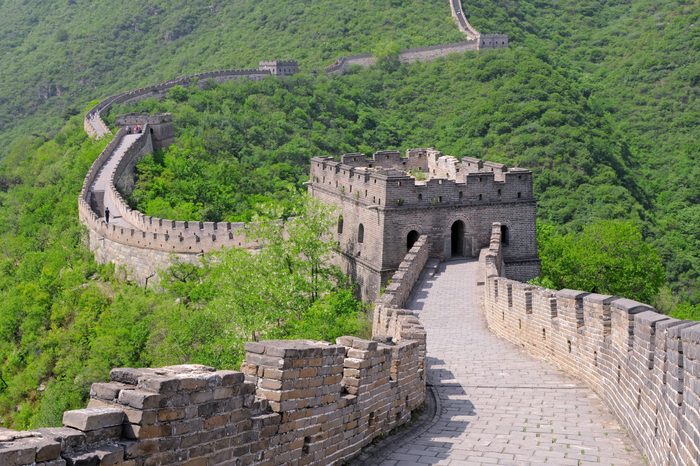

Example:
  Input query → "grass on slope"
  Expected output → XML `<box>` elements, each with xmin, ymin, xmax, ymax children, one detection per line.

<box><xmin>0</xmin><ymin>0</ymin><xmax>463</xmax><ymax>156</ymax></box>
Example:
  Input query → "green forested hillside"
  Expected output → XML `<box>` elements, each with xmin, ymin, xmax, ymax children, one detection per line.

<box><xmin>117</xmin><ymin>41</ymin><xmax>698</xmax><ymax>304</ymax></box>
<box><xmin>0</xmin><ymin>120</ymin><xmax>367</xmax><ymax>428</ymax></box>
<box><xmin>0</xmin><ymin>0</ymin><xmax>697</xmax><ymax>429</ymax></box>
<box><xmin>467</xmin><ymin>0</ymin><xmax>699</xmax><ymax>302</ymax></box>
<box><xmin>0</xmin><ymin>0</ymin><xmax>462</xmax><ymax>155</ymax></box>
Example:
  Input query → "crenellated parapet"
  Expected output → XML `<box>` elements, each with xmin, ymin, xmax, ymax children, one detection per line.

<box><xmin>83</xmin><ymin>62</ymin><xmax>294</xmax><ymax>139</ymax></box>
<box><xmin>480</xmin><ymin>223</ymin><xmax>700</xmax><ymax>466</ymax></box>
<box><xmin>309</xmin><ymin>148</ymin><xmax>539</xmax><ymax>301</ymax></box>
<box><xmin>78</xmin><ymin>127</ymin><xmax>260</xmax><ymax>260</ymax></box>
<box><xmin>0</xmin><ymin>241</ymin><xmax>431</xmax><ymax>466</ymax></box>
<box><xmin>79</xmin><ymin>62</ymin><xmax>298</xmax><ymax>283</ymax></box>
<box><xmin>310</xmin><ymin>149</ymin><xmax>533</xmax><ymax>210</ymax></box>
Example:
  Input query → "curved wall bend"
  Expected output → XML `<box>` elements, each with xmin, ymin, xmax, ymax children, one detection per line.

<box><xmin>480</xmin><ymin>223</ymin><xmax>700</xmax><ymax>466</ymax></box>
<box><xmin>79</xmin><ymin>66</ymin><xmax>278</xmax><ymax>283</ymax></box>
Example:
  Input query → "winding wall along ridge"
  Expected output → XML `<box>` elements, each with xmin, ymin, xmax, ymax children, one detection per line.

<box><xmin>78</xmin><ymin>65</ymin><xmax>283</xmax><ymax>281</ymax></box>
<box><xmin>83</xmin><ymin>68</ymin><xmax>271</xmax><ymax>138</ymax></box>
<box><xmin>449</xmin><ymin>0</ymin><xmax>481</xmax><ymax>39</ymax></box>
<box><xmin>78</xmin><ymin>127</ymin><xmax>258</xmax><ymax>253</ymax></box>
<box><xmin>79</xmin><ymin>0</ymin><xmax>508</xmax><ymax>282</ymax></box>
<box><xmin>480</xmin><ymin>223</ymin><xmax>700</xmax><ymax>466</ymax></box>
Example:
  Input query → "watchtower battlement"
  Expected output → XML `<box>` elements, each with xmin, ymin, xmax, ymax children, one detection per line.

<box><xmin>308</xmin><ymin>148</ymin><xmax>540</xmax><ymax>300</ymax></box>
<box><xmin>310</xmin><ymin>149</ymin><xmax>533</xmax><ymax>210</ymax></box>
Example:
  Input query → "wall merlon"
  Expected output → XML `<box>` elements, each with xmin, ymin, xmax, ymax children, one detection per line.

<box><xmin>481</xmin><ymin>222</ymin><xmax>700</xmax><ymax>466</ymax></box>
<box><xmin>680</xmin><ymin>324</ymin><xmax>700</xmax><ymax>345</ymax></box>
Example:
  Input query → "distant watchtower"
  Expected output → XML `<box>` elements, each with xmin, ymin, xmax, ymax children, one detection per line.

<box><xmin>258</xmin><ymin>60</ymin><xmax>299</xmax><ymax>76</ymax></box>
<box><xmin>308</xmin><ymin>148</ymin><xmax>540</xmax><ymax>300</ymax></box>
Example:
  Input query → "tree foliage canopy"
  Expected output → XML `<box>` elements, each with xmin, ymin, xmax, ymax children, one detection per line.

<box><xmin>534</xmin><ymin>221</ymin><xmax>666</xmax><ymax>305</ymax></box>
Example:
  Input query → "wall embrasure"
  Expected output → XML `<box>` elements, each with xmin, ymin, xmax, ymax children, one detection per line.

<box><xmin>480</xmin><ymin>223</ymin><xmax>700</xmax><ymax>466</ymax></box>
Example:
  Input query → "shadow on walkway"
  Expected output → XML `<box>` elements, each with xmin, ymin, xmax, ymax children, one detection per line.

<box><xmin>351</xmin><ymin>357</ymin><xmax>474</xmax><ymax>465</ymax></box>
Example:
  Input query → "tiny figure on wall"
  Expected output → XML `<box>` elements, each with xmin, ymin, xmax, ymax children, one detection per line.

<box><xmin>105</xmin><ymin>206</ymin><xmax>110</xmax><ymax>223</ymax></box>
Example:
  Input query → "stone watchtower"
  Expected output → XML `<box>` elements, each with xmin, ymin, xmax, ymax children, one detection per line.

<box><xmin>258</xmin><ymin>60</ymin><xmax>299</xmax><ymax>76</ymax></box>
<box><xmin>308</xmin><ymin>148</ymin><xmax>540</xmax><ymax>300</ymax></box>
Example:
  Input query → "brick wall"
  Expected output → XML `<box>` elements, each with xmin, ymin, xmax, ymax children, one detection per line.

<box><xmin>480</xmin><ymin>223</ymin><xmax>700</xmax><ymax>466</ymax></box>
<box><xmin>78</xmin><ymin>62</ymin><xmax>299</xmax><ymax>282</ymax></box>
<box><xmin>0</xmin><ymin>236</ymin><xmax>430</xmax><ymax>466</ymax></box>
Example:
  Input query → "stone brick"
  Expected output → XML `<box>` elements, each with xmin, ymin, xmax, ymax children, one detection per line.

<box><xmin>62</xmin><ymin>408</ymin><xmax>125</xmax><ymax>432</ymax></box>
<box><xmin>118</xmin><ymin>389</ymin><xmax>162</xmax><ymax>410</ymax></box>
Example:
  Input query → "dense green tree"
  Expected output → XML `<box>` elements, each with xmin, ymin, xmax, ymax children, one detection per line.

<box><xmin>534</xmin><ymin>221</ymin><xmax>666</xmax><ymax>305</ymax></box>
<box><xmin>150</xmin><ymin>195</ymin><xmax>368</xmax><ymax>369</ymax></box>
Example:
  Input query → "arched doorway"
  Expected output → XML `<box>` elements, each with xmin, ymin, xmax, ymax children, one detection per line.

<box><xmin>407</xmin><ymin>230</ymin><xmax>420</xmax><ymax>251</ymax></box>
<box><xmin>451</xmin><ymin>220</ymin><xmax>465</xmax><ymax>257</ymax></box>
<box><xmin>500</xmin><ymin>224</ymin><xmax>510</xmax><ymax>246</ymax></box>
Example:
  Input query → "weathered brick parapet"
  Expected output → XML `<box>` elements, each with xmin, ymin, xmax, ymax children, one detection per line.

<box><xmin>480</xmin><ymin>222</ymin><xmax>700</xmax><ymax>466</ymax></box>
<box><xmin>0</xmin><ymin>333</ymin><xmax>426</xmax><ymax>465</ymax></box>
<box><xmin>1</xmin><ymin>227</ymin><xmax>431</xmax><ymax>466</ymax></box>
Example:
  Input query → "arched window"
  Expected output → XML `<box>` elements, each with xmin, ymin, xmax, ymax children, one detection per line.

<box><xmin>407</xmin><ymin>230</ymin><xmax>420</xmax><ymax>251</ymax></box>
<box><xmin>337</xmin><ymin>216</ymin><xmax>344</xmax><ymax>235</ymax></box>
<box><xmin>358</xmin><ymin>224</ymin><xmax>364</xmax><ymax>243</ymax></box>
<box><xmin>451</xmin><ymin>220</ymin><xmax>465</xmax><ymax>256</ymax></box>
<box><xmin>500</xmin><ymin>225</ymin><xmax>510</xmax><ymax>246</ymax></box>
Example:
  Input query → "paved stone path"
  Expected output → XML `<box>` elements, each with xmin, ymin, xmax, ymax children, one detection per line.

<box><xmin>377</xmin><ymin>260</ymin><xmax>645</xmax><ymax>466</ymax></box>
<box><xmin>91</xmin><ymin>133</ymin><xmax>141</xmax><ymax>228</ymax></box>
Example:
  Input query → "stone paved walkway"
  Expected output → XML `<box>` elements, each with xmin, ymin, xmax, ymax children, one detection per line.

<box><xmin>91</xmin><ymin>133</ymin><xmax>141</xmax><ymax>228</ymax></box>
<box><xmin>377</xmin><ymin>260</ymin><xmax>644</xmax><ymax>466</ymax></box>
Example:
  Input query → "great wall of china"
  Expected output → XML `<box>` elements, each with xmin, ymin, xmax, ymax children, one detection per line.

<box><xmin>76</xmin><ymin>0</ymin><xmax>508</xmax><ymax>285</ymax></box>
<box><xmin>325</xmin><ymin>0</ymin><xmax>507</xmax><ymax>75</ymax></box>
<box><xmin>481</xmin><ymin>224</ymin><xmax>700</xmax><ymax>465</ymax></box>
<box><xmin>2</xmin><ymin>1</ymin><xmax>699</xmax><ymax>465</ymax></box>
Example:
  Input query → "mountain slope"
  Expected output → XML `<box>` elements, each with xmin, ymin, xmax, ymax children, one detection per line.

<box><xmin>0</xmin><ymin>0</ymin><xmax>697</xmax><ymax>429</ymax></box>
<box><xmin>0</xmin><ymin>0</ymin><xmax>463</xmax><ymax>154</ymax></box>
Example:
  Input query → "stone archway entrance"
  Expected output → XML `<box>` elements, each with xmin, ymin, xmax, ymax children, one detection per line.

<box><xmin>451</xmin><ymin>220</ymin><xmax>465</xmax><ymax>257</ymax></box>
<box><xmin>407</xmin><ymin>230</ymin><xmax>420</xmax><ymax>251</ymax></box>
